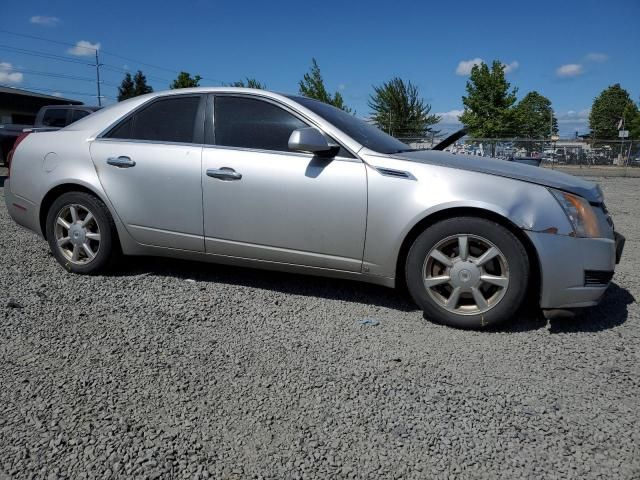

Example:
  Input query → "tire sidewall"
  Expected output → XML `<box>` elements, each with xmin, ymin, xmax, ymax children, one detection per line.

<box><xmin>406</xmin><ymin>217</ymin><xmax>529</xmax><ymax>329</ymax></box>
<box><xmin>46</xmin><ymin>192</ymin><xmax>114</xmax><ymax>274</ymax></box>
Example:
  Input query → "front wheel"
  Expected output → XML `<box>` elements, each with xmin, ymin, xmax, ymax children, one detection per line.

<box><xmin>45</xmin><ymin>191</ymin><xmax>118</xmax><ymax>274</ymax></box>
<box><xmin>405</xmin><ymin>217</ymin><xmax>530</xmax><ymax>329</ymax></box>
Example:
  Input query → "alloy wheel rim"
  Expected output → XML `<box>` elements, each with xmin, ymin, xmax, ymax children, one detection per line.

<box><xmin>422</xmin><ymin>234</ymin><xmax>509</xmax><ymax>315</ymax></box>
<box><xmin>54</xmin><ymin>204</ymin><xmax>101</xmax><ymax>265</ymax></box>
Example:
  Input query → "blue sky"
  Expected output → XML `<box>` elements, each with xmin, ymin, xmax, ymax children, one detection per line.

<box><xmin>1</xmin><ymin>0</ymin><xmax>639</xmax><ymax>135</ymax></box>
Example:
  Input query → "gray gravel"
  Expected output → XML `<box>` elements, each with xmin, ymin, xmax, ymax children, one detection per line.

<box><xmin>1</xmin><ymin>170</ymin><xmax>639</xmax><ymax>479</ymax></box>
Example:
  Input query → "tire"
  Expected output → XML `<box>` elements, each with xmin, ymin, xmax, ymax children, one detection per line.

<box><xmin>45</xmin><ymin>191</ymin><xmax>118</xmax><ymax>274</ymax></box>
<box><xmin>405</xmin><ymin>216</ymin><xmax>529</xmax><ymax>329</ymax></box>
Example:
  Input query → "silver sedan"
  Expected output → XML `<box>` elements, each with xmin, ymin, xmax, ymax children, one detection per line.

<box><xmin>5</xmin><ymin>88</ymin><xmax>624</xmax><ymax>328</ymax></box>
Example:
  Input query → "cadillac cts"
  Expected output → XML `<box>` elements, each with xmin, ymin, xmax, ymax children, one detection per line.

<box><xmin>5</xmin><ymin>88</ymin><xmax>625</xmax><ymax>328</ymax></box>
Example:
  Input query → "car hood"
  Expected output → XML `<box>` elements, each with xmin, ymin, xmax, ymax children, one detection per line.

<box><xmin>390</xmin><ymin>150</ymin><xmax>602</xmax><ymax>203</ymax></box>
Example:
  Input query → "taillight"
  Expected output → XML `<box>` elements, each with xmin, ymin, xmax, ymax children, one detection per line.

<box><xmin>7</xmin><ymin>132</ymin><xmax>30</xmax><ymax>178</ymax></box>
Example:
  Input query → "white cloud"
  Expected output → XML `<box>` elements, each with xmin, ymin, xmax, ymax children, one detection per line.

<box><xmin>586</xmin><ymin>52</ymin><xmax>608</xmax><ymax>63</ymax></box>
<box><xmin>30</xmin><ymin>15</ymin><xmax>60</xmax><ymax>26</ymax></box>
<box><xmin>503</xmin><ymin>61</ymin><xmax>519</xmax><ymax>74</ymax></box>
<box><xmin>556</xmin><ymin>108</ymin><xmax>590</xmax><ymax>124</ymax></box>
<box><xmin>52</xmin><ymin>92</ymin><xmax>63</xmax><ymax>97</ymax></box>
<box><xmin>67</xmin><ymin>40</ymin><xmax>101</xmax><ymax>57</ymax></box>
<box><xmin>0</xmin><ymin>62</ymin><xmax>24</xmax><ymax>84</ymax></box>
<box><xmin>556</xmin><ymin>63</ymin><xmax>584</xmax><ymax>78</ymax></box>
<box><xmin>436</xmin><ymin>109</ymin><xmax>464</xmax><ymax>124</ymax></box>
<box><xmin>456</xmin><ymin>58</ymin><xmax>484</xmax><ymax>76</ymax></box>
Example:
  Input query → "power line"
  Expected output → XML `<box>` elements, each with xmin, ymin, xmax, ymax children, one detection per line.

<box><xmin>9</xmin><ymin>67</ymin><xmax>119</xmax><ymax>87</ymax></box>
<box><xmin>0</xmin><ymin>29</ymin><xmax>226</xmax><ymax>84</ymax></box>
<box><xmin>0</xmin><ymin>44</ymin><xmax>92</xmax><ymax>65</ymax></box>
<box><xmin>0</xmin><ymin>82</ymin><xmax>114</xmax><ymax>100</ymax></box>
<box><xmin>101</xmin><ymin>64</ymin><xmax>173</xmax><ymax>84</ymax></box>
<box><xmin>0</xmin><ymin>29</ymin><xmax>97</xmax><ymax>52</ymax></box>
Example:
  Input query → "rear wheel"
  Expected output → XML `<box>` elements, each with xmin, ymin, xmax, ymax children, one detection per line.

<box><xmin>45</xmin><ymin>192</ymin><xmax>118</xmax><ymax>274</ymax></box>
<box><xmin>405</xmin><ymin>216</ymin><xmax>529</xmax><ymax>329</ymax></box>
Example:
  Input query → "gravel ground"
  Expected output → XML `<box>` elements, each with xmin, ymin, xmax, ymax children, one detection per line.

<box><xmin>0</xmin><ymin>171</ymin><xmax>638</xmax><ymax>479</ymax></box>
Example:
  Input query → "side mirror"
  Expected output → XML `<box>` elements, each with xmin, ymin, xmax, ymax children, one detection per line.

<box><xmin>288</xmin><ymin>127</ymin><xmax>337</xmax><ymax>156</ymax></box>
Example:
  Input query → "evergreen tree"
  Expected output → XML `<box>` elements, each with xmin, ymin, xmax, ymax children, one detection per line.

<box><xmin>299</xmin><ymin>58</ymin><xmax>351</xmax><ymax>112</ymax></box>
<box><xmin>368</xmin><ymin>77</ymin><xmax>440</xmax><ymax>139</ymax></box>
<box><xmin>231</xmin><ymin>78</ymin><xmax>266</xmax><ymax>89</ymax></box>
<box><xmin>117</xmin><ymin>73</ymin><xmax>135</xmax><ymax>101</ymax></box>
<box><xmin>132</xmin><ymin>70</ymin><xmax>153</xmax><ymax>97</ymax></box>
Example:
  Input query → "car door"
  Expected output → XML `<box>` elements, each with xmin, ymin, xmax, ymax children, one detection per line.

<box><xmin>201</xmin><ymin>94</ymin><xmax>367</xmax><ymax>272</ymax></box>
<box><xmin>90</xmin><ymin>94</ymin><xmax>206</xmax><ymax>251</ymax></box>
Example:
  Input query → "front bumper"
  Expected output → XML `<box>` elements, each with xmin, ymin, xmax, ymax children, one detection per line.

<box><xmin>526</xmin><ymin>230</ymin><xmax>624</xmax><ymax>309</ymax></box>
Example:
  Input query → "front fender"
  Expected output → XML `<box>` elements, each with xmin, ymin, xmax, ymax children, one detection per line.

<box><xmin>361</xmin><ymin>158</ymin><xmax>572</xmax><ymax>279</ymax></box>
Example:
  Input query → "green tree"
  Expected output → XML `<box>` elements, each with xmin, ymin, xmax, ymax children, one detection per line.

<box><xmin>118</xmin><ymin>70</ymin><xmax>153</xmax><ymax>101</ymax></box>
<box><xmin>368</xmin><ymin>77</ymin><xmax>440</xmax><ymax>139</ymax></box>
<box><xmin>231</xmin><ymin>78</ymin><xmax>266</xmax><ymax>89</ymax></box>
<box><xmin>627</xmin><ymin>99</ymin><xmax>640</xmax><ymax>139</ymax></box>
<box><xmin>299</xmin><ymin>58</ymin><xmax>351</xmax><ymax>112</ymax></box>
<box><xmin>621</xmin><ymin>98</ymin><xmax>640</xmax><ymax>139</ymax></box>
<box><xmin>117</xmin><ymin>72</ymin><xmax>135</xmax><ymax>101</ymax></box>
<box><xmin>132</xmin><ymin>70</ymin><xmax>153</xmax><ymax>97</ymax></box>
<box><xmin>589</xmin><ymin>84</ymin><xmax>636</xmax><ymax>139</ymax></box>
<box><xmin>170</xmin><ymin>71</ymin><xmax>202</xmax><ymax>89</ymax></box>
<box><xmin>460</xmin><ymin>60</ymin><xmax>518</xmax><ymax>138</ymax></box>
<box><xmin>513</xmin><ymin>91</ymin><xmax>555</xmax><ymax>138</ymax></box>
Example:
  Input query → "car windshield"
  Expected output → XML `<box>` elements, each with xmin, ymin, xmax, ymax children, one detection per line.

<box><xmin>287</xmin><ymin>95</ymin><xmax>412</xmax><ymax>154</ymax></box>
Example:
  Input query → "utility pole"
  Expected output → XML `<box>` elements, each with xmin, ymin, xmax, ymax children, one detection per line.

<box><xmin>618</xmin><ymin>116</ymin><xmax>626</xmax><ymax>166</ymax></box>
<box><xmin>95</xmin><ymin>49</ymin><xmax>102</xmax><ymax>107</ymax></box>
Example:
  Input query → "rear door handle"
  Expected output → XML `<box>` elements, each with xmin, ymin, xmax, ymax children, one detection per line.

<box><xmin>107</xmin><ymin>156</ymin><xmax>136</xmax><ymax>168</ymax></box>
<box><xmin>206</xmin><ymin>167</ymin><xmax>242</xmax><ymax>181</ymax></box>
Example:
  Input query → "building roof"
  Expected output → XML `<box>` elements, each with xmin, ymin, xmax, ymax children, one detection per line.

<box><xmin>0</xmin><ymin>86</ymin><xmax>83</xmax><ymax>105</ymax></box>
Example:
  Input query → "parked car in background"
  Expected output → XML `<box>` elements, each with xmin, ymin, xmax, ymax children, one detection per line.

<box><xmin>0</xmin><ymin>105</ymin><xmax>100</xmax><ymax>165</ymax></box>
<box><xmin>0</xmin><ymin>123</ymin><xmax>31</xmax><ymax>166</ymax></box>
<box><xmin>4</xmin><ymin>88</ymin><xmax>625</xmax><ymax>329</ymax></box>
<box><xmin>26</xmin><ymin>105</ymin><xmax>101</xmax><ymax>132</ymax></box>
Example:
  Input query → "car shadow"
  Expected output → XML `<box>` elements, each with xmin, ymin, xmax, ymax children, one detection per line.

<box><xmin>114</xmin><ymin>257</ymin><xmax>634</xmax><ymax>331</ymax></box>
<box><xmin>547</xmin><ymin>283</ymin><xmax>635</xmax><ymax>333</ymax></box>
<box><xmin>0</xmin><ymin>175</ymin><xmax>6</xmax><ymax>188</ymax></box>
<box><xmin>116</xmin><ymin>256</ymin><xmax>419</xmax><ymax>312</ymax></box>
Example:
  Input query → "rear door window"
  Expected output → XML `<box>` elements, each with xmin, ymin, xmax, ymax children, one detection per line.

<box><xmin>106</xmin><ymin>95</ymin><xmax>202</xmax><ymax>143</ymax></box>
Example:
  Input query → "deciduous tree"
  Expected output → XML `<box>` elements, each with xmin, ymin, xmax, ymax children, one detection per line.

<box><xmin>460</xmin><ymin>61</ymin><xmax>518</xmax><ymax>138</ymax></box>
<box><xmin>170</xmin><ymin>71</ymin><xmax>202</xmax><ymax>89</ymax></box>
<box><xmin>589</xmin><ymin>84</ymin><xmax>636</xmax><ymax>139</ymax></box>
<box><xmin>513</xmin><ymin>91</ymin><xmax>556</xmax><ymax>138</ymax></box>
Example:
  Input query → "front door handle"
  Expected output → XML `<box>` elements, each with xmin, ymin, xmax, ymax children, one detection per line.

<box><xmin>207</xmin><ymin>167</ymin><xmax>242</xmax><ymax>181</ymax></box>
<box><xmin>107</xmin><ymin>156</ymin><xmax>136</xmax><ymax>168</ymax></box>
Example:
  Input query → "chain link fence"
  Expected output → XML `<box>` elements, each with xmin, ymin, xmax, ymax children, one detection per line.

<box><xmin>398</xmin><ymin>137</ymin><xmax>640</xmax><ymax>168</ymax></box>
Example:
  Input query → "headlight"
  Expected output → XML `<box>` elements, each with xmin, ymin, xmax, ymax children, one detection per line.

<box><xmin>549</xmin><ymin>189</ymin><xmax>601</xmax><ymax>238</ymax></box>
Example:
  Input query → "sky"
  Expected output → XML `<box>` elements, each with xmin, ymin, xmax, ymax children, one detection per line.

<box><xmin>1</xmin><ymin>0</ymin><xmax>639</xmax><ymax>136</ymax></box>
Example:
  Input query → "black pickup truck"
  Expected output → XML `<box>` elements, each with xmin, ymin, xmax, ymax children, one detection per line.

<box><xmin>0</xmin><ymin>105</ymin><xmax>100</xmax><ymax>166</ymax></box>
